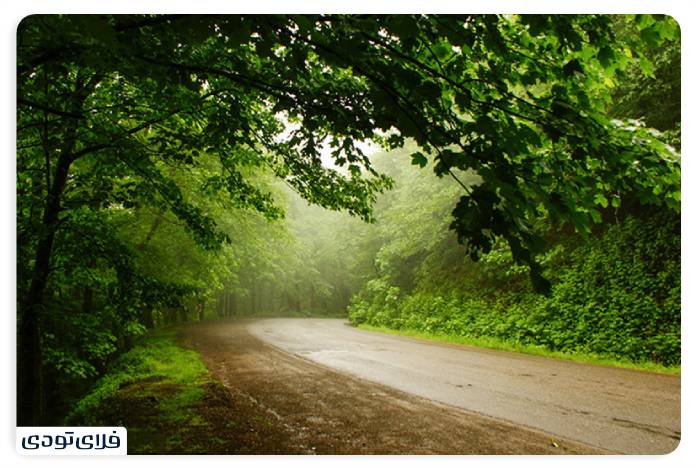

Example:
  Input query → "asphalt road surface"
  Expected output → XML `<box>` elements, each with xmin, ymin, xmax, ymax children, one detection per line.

<box><xmin>247</xmin><ymin>318</ymin><xmax>680</xmax><ymax>454</ymax></box>
<box><xmin>185</xmin><ymin>319</ymin><xmax>602</xmax><ymax>454</ymax></box>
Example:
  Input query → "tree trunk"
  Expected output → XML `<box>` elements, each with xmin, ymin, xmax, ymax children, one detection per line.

<box><xmin>17</xmin><ymin>73</ymin><xmax>99</xmax><ymax>426</ymax></box>
<box><xmin>137</xmin><ymin>208</ymin><xmax>166</xmax><ymax>251</ymax></box>
<box><xmin>18</xmin><ymin>149</ymin><xmax>72</xmax><ymax>426</ymax></box>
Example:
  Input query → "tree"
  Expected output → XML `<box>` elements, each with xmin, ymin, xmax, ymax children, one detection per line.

<box><xmin>609</xmin><ymin>15</ymin><xmax>681</xmax><ymax>147</ymax></box>
<box><xmin>17</xmin><ymin>14</ymin><xmax>679</xmax><ymax>425</ymax></box>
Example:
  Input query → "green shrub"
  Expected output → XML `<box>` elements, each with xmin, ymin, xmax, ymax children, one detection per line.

<box><xmin>348</xmin><ymin>212</ymin><xmax>680</xmax><ymax>367</ymax></box>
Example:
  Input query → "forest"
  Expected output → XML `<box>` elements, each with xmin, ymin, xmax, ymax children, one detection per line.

<box><xmin>16</xmin><ymin>14</ymin><xmax>680</xmax><ymax>431</ymax></box>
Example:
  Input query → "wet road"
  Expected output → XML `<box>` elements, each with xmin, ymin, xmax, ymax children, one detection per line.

<box><xmin>247</xmin><ymin>318</ymin><xmax>680</xmax><ymax>454</ymax></box>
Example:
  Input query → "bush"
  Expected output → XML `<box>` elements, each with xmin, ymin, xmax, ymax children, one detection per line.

<box><xmin>348</xmin><ymin>212</ymin><xmax>680</xmax><ymax>367</ymax></box>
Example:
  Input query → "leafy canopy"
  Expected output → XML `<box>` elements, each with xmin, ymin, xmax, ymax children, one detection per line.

<box><xmin>17</xmin><ymin>14</ymin><xmax>680</xmax><ymax>292</ymax></box>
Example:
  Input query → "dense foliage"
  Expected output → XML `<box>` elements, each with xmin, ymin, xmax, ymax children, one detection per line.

<box><xmin>347</xmin><ymin>207</ymin><xmax>680</xmax><ymax>366</ymax></box>
<box><xmin>17</xmin><ymin>14</ymin><xmax>679</xmax><ymax>425</ymax></box>
<box><xmin>345</xmin><ymin>15</ymin><xmax>681</xmax><ymax>367</ymax></box>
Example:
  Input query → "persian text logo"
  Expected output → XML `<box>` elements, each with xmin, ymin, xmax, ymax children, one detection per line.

<box><xmin>17</xmin><ymin>427</ymin><xmax>127</xmax><ymax>455</ymax></box>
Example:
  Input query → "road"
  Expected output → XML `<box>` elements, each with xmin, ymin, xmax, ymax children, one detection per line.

<box><xmin>247</xmin><ymin>318</ymin><xmax>680</xmax><ymax>454</ymax></box>
<box><xmin>183</xmin><ymin>319</ymin><xmax>604</xmax><ymax>454</ymax></box>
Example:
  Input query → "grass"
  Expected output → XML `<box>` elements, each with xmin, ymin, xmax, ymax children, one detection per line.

<box><xmin>66</xmin><ymin>325</ymin><xmax>295</xmax><ymax>454</ymax></box>
<box><xmin>66</xmin><ymin>328</ymin><xmax>216</xmax><ymax>453</ymax></box>
<box><xmin>357</xmin><ymin>323</ymin><xmax>680</xmax><ymax>375</ymax></box>
<box><xmin>67</xmin><ymin>328</ymin><xmax>211</xmax><ymax>423</ymax></box>
<box><xmin>66</xmin><ymin>324</ymin><xmax>307</xmax><ymax>454</ymax></box>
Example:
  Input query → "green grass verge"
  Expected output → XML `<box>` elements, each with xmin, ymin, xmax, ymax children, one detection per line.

<box><xmin>66</xmin><ymin>328</ymin><xmax>214</xmax><ymax>453</ymax></box>
<box><xmin>67</xmin><ymin>328</ymin><xmax>210</xmax><ymax>424</ymax></box>
<box><xmin>356</xmin><ymin>323</ymin><xmax>680</xmax><ymax>375</ymax></box>
<box><xmin>66</xmin><ymin>324</ymin><xmax>305</xmax><ymax>454</ymax></box>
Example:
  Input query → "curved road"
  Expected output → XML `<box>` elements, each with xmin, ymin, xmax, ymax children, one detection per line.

<box><xmin>247</xmin><ymin>318</ymin><xmax>680</xmax><ymax>454</ymax></box>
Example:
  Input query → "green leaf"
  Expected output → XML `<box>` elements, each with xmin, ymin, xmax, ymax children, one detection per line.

<box><xmin>594</xmin><ymin>194</ymin><xmax>609</xmax><ymax>208</ymax></box>
<box><xmin>410</xmin><ymin>151</ymin><xmax>428</xmax><ymax>168</ymax></box>
<box><xmin>640</xmin><ymin>26</ymin><xmax>661</xmax><ymax>48</ymax></box>
<box><xmin>597</xmin><ymin>47</ymin><xmax>615</xmax><ymax>68</ymax></box>
<box><xmin>639</xmin><ymin>55</ymin><xmax>656</xmax><ymax>78</ymax></box>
